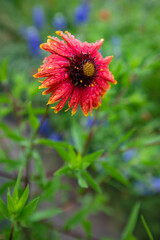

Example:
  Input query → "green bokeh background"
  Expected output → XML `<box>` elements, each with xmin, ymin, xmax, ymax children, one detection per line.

<box><xmin>0</xmin><ymin>0</ymin><xmax>160</xmax><ymax>239</ymax></box>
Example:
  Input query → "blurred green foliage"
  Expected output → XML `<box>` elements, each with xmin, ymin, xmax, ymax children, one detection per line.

<box><xmin>0</xmin><ymin>0</ymin><xmax>160</xmax><ymax>239</ymax></box>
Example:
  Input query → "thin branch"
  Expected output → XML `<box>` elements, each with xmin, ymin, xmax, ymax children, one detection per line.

<box><xmin>9</xmin><ymin>223</ymin><xmax>15</xmax><ymax>240</ymax></box>
<box><xmin>24</xmin><ymin>105</ymin><xmax>49</xmax><ymax>189</ymax></box>
<box><xmin>82</xmin><ymin>110</ymin><xmax>99</xmax><ymax>156</ymax></box>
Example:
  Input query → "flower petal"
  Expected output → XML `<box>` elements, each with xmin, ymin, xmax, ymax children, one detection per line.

<box><xmin>40</xmin><ymin>36</ymin><xmax>74</xmax><ymax>57</ymax></box>
<box><xmin>47</xmin><ymin>81</ymin><xmax>72</xmax><ymax>104</ymax></box>
<box><xmin>67</xmin><ymin>87</ymin><xmax>81</xmax><ymax>115</ymax></box>
<box><xmin>56</xmin><ymin>31</ymin><xmax>82</xmax><ymax>54</ymax></box>
<box><xmin>80</xmin><ymin>88</ymin><xmax>91</xmax><ymax>116</ymax></box>
<box><xmin>99</xmin><ymin>69</ymin><xmax>117</xmax><ymax>84</ymax></box>
<box><xmin>39</xmin><ymin>72</ymin><xmax>69</xmax><ymax>89</ymax></box>
<box><xmin>53</xmin><ymin>85</ymin><xmax>74</xmax><ymax>113</ymax></box>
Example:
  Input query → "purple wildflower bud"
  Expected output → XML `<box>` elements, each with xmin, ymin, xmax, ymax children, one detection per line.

<box><xmin>49</xmin><ymin>132</ymin><xmax>62</xmax><ymax>142</ymax></box>
<box><xmin>74</xmin><ymin>0</ymin><xmax>90</xmax><ymax>24</ymax></box>
<box><xmin>111</xmin><ymin>36</ymin><xmax>122</xmax><ymax>58</ymax></box>
<box><xmin>32</xmin><ymin>6</ymin><xmax>45</xmax><ymax>29</ymax></box>
<box><xmin>52</xmin><ymin>13</ymin><xmax>67</xmax><ymax>30</ymax></box>
<box><xmin>123</xmin><ymin>149</ymin><xmax>137</xmax><ymax>162</ymax></box>
<box><xmin>151</xmin><ymin>177</ymin><xmax>160</xmax><ymax>192</ymax></box>
<box><xmin>38</xmin><ymin>117</ymin><xmax>51</xmax><ymax>137</ymax></box>
<box><xmin>26</xmin><ymin>27</ymin><xmax>41</xmax><ymax>57</ymax></box>
<box><xmin>85</xmin><ymin>116</ymin><xmax>95</xmax><ymax>129</ymax></box>
<box><xmin>134</xmin><ymin>181</ymin><xmax>154</xmax><ymax>196</ymax></box>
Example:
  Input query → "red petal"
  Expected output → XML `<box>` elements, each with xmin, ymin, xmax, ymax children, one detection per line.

<box><xmin>53</xmin><ymin>85</ymin><xmax>73</xmax><ymax>113</ymax></box>
<box><xmin>99</xmin><ymin>70</ymin><xmax>117</xmax><ymax>84</ymax></box>
<box><xmin>47</xmin><ymin>81</ymin><xmax>72</xmax><ymax>104</ymax></box>
<box><xmin>87</xmin><ymin>85</ymin><xmax>102</xmax><ymax>109</ymax></box>
<box><xmin>68</xmin><ymin>87</ymin><xmax>81</xmax><ymax>115</ymax></box>
<box><xmin>96</xmin><ymin>77</ymin><xmax>110</xmax><ymax>91</ymax></box>
<box><xmin>39</xmin><ymin>72</ymin><xmax>69</xmax><ymax>89</ymax></box>
<box><xmin>40</xmin><ymin>37</ymin><xmax>74</xmax><ymax>57</ymax></box>
<box><xmin>33</xmin><ymin>66</ymin><xmax>67</xmax><ymax>78</ymax></box>
<box><xmin>80</xmin><ymin>88</ymin><xmax>91</xmax><ymax>116</ymax></box>
<box><xmin>56</xmin><ymin>31</ymin><xmax>82</xmax><ymax>54</ymax></box>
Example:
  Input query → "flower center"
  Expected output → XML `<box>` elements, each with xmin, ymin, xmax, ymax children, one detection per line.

<box><xmin>69</xmin><ymin>54</ymin><xmax>96</xmax><ymax>87</ymax></box>
<box><xmin>83</xmin><ymin>62</ymin><xmax>95</xmax><ymax>77</ymax></box>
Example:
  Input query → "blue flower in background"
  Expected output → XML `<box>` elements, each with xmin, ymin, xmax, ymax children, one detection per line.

<box><xmin>111</xmin><ymin>36</ymin><xmax>122</xmax><ymax>58</ymax></box>
<box><xmin>74</xmin><ymin>0</ymin><xmax>90</xmax><ymax>24</ymax></box>
<box><xmin>85</xmin><ymin>116</ymin><xmax>108</xmax><ymax>129</ymax></box>
<box><xmin>32</xmin><ymin>6</ymin><xmax>45</xmax><ymax>29</ymax></box>
<box><xmin>134</xmin><ymin>181</ymin><xmax>152</xmax><ymax>196</ymax></box>
<box><xmin>52</xmin><ymin>13</ymin><xmax>67</xmax><ymax>30</ymax></box>
<box><xmin>26</xmin><ymin>27</ymin><xmax>41</xmax><ymax>57</ymax></box>
<box><xmin>151</xmin><ymin>177</ymin><xmax>160</xmax><ymax>192</ymax></box>
<box><xmin>123</xmin><ymin>149</ymin><xmax>137</xmax><ymax>161</ymax></box>
<box><xmin>111</xmin><ymin>36</ymin><xmax>121</xmax><ymax>46</ymax></box>
<box><xmin>38</xmin><ymin>117</ymin><xmax>51</xmax><ymax>137</ymax></box>
<box><xmin>134</xmin><ymin>177</ymin><xmax>160</xmax><ymax>196</ymax></box>
<box><xmin>85</xmin><ymin>116</ymin><xmax>95</xmax><ymax>129</ymax></box>
<box><xmin>38</xmin><ymin>116</ymin><xmax>63</xmax><ymax>141</ymax></box>
<box><xmin>49</xmin><ymin>132</ymin><xmax>63</xmax><ymax>142</ymax></box>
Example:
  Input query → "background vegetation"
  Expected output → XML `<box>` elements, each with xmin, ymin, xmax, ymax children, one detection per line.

<box><xmin>0</xmin><ymin>0</ymin><xmax>160</xmax><ymax>239</ymax></box>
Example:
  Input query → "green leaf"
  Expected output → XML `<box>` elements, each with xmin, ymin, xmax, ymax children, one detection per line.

<box><xmin>110</xmin><ymin>128</ymin><xmax>136</xmax><ymax>153</ymax></box>
<box><xmin>55</xmin><ymin>146</ymin><xmax>70</xmax><ymax>162</ymax></box>
<box><xmin>71</xmin><ymin>121</ymin><xmax>85</xmax><ymax>153</ymax></box>
<box><xmin>122</xmin><ymin>202</ymin><xmax>141</xmax><ymax>240</ymax></box>
<box><xmin>0</xmin><ymin>122</ymin><xmax>25</xmax><ymax>142</ymax></box>
<box><xmin>0</xmin><ymin>198</ymin><xmax>9</xmax><ymax>218</ymax></box>
<box><xmin>28</xmin><ymin>102</ymin><xmax>39</xmax><ymax>130</ymax></box>
<box><xmin>18</xmin><ymin>185</ymin><xmax>29</xmax><ymax>212</ymax></box>
<box><xmin>0</xmin><ymin>158</ymin><xmax>20</xmax><ymax>171</ymax></box>
<box><xmin>30</xmin><ymin>208</ymin><xmax>61</xmax><ymax>222</ymax></box>
<box><xmin>77</xmin><ymin>173</ymin><xmax>88</xmax><ymax>188</ymax></box>
<box><xmin>13</xmin><ymin>169</ymin><xmax>22</xmax><ymax>200</ymax></box>
<box><xmin>82</xmin><ymin>171</ymin><xmax>101</xmax><ymax>193</ymax></box>
<box><xmin>55</xmin><ymin>166</ymin><xmax>70</xmax><ymax>176</ymax></box>
<box><xmin>68</xmin><ymin>145</ymin><xmax>77</xmax><ymax>161</ymax></box>
<box><xmin>82</xmin><ymin>219</ymin><xmax>92</xmax><ymax>238</ymax></box>
<box><xmin>35</xmin><ymin>138</ymin><xmax>69</xmax><ymax>149</ymax></box>
<box><xmin>0</xmin><ymin>58</ymin><xmax>8</xmax><ymax>83</ymax></box>
<box><xmin>7</xmin><ymin>189</ymin><xmax>15</xmax><ymax>214</ymax></box>
<box><xmin>141</xmin><ymin>215</ymin><xmax>154</xmax><ymax>240</ymax></box>
<box><xmin>18</xmin><ymin>197</ymin><xmax>39</xmax><ymax>220</ymax></box>
<box><xmin>82</xmin><ymin>150</ymin><xmax>104</xmax><ymax>169</ymax></box>
<box><xmin>102</xmin><ymin>163</ymin><xmax>129</xmax><ymax>186</ymax></box>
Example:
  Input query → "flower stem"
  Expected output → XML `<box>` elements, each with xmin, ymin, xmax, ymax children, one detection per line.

<box><xmin>82</xmin><ymin>110</ymin><xmax>99</xmax><ymax>156</ymax></box>
<box><xmin>9</xmin><ymin>223</ymin><xmax>15</xmax><ymax>240</ymax></box>
<box><xmin>24</xmin><ymin>105</ymin><xmax>49</xmax><ymax>189</ymax></box>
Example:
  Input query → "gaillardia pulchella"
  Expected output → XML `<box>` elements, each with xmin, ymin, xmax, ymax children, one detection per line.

<box><xmin>33</xmin><ymin>31</ymin><xmax>117</xmax><ymax>116</ymax></box>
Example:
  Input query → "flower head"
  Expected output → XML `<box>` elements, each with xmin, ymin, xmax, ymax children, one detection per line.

<box><xmin>34</xmin><ymin>31</ymin><xmax>117</xmax><ymax>116</ymax></box>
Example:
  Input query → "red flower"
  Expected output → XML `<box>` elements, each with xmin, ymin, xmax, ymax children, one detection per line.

<box><xmin>33</xmin><ymin>31</ymin><xmax>117</xmax><ymax>116</ymax></box>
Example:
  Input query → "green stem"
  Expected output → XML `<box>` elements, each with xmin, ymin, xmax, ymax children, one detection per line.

<box><xmin>9</xmin><ymin>223</ymin><xmax>15</xmax><ymax>240</ymax></box>
<box><xmin>24</xmin><ymin>105</ymin><xmax>49</xmax><ymax>189</ymax></box>
<box><xmin>82</xmin><ymin>110</ymin><xmax>99</xmax><ymax>156</ymax></box>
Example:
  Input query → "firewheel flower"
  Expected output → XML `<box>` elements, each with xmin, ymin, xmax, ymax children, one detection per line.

<box><xmin>33</xmin><ymin>31</ymin><xmax>117</xmax><ymax>116</ymax></box>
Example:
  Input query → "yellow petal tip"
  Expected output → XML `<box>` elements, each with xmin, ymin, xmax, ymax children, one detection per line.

<box><xmin>55</xmin><ymin>31</ymin><xmax>61</xmax><ymax>35</ymax></box>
